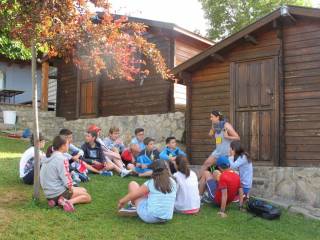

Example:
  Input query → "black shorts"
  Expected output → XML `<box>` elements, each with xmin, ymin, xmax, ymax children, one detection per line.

<box><xmin>49</xmin><ymin>189</ymin><xmax>72</xmax><ymax>202</ymax></box>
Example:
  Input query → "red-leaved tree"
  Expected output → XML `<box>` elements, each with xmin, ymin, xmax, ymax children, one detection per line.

<box><xmin>0</xmin><ymin>0</ymin><xmax>170</xmax><ymax>200</ymax></box>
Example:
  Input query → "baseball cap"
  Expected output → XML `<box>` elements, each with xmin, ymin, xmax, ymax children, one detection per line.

<box><xmin>87</xmin><ymin>124</ymin><xmax>101</xmax><ymax>133</ymax></box>
<box><xmin>216</xmin><ymin>155</ymin><xmax>230</xmax><ymax>169</ymax></box>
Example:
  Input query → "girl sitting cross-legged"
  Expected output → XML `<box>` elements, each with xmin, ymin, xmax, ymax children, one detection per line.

<box><xmin>118</xmin><ymin>159</ymin><xmax>177</xmax><ymax>224</ymax></box>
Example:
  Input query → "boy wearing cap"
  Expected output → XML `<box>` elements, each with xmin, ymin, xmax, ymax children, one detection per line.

<box><xmin>199</xmin><ymin>155</ymin><xmax>244</xmax><ymax>218</ymax></box>
<box><xmin>86</xmin><ymin>125</ymin><xmax>131</xmax><ymax>177</ymax></box>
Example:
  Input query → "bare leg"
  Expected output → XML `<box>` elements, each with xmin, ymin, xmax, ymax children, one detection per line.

<box><xmin>199</xmin><ymin>155</ymin><xmax>216</xmax><ymax>178</ymax></box>
<box><xmin>199</xmin><ymin>170</ymin><xmax>214</xmax><ymax>195</ymax></box>
<box><xmin>69</xmin><ymin>187</ymin><xmax>91</xmax><ymax>205</ymax></box>
<box><xmin>138</xmin><ymin>170</ymin><xmax>153</xmax><ymax>177</ymax></box>
<box><xmin>128</xmin><ymin>181</ymin><xmax>145</xmax><ymax>207</ymax></box>
<box><xmin>113</xmin><ymin>158</ymin><xmax>125</xmax><ymax>169</ymax></box>
<box><xmin>104</xmin><ymin>161</ymin><xmax>122</xmax><ymax>174</ymax></box>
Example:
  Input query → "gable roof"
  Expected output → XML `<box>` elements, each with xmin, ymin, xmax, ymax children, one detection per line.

<box><xmin>172</xmin><ymin>5</ymin><xmax>320</xmax><ymax>75</ymax></box>
<box><xmin>106</xmin><ymin>12</ymin><xmax>214</xmax><ymax>46</ymax></box>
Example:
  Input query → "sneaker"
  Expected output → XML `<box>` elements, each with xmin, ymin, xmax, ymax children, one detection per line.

<box><xmin>201</xmin><ymin>192</ymin><xmax>213</xmax><ymax>204</ymax></box>
<box><xmin>47</xmin><ymin>199</ymin><xmax>56</xmax><ymax>208</ymax></box>
<box><xmin>100</xmin><ymin>170</ymin><xmax>113</xmax><ymax>176</ymax></box>
<box><xmin>127</xmin><ymin>201</ymin><xmax>136</xmax><ymax>210</ymax></box>
<box><xmin>58</xmin><ymin>197</ymin><xmax>75</xmax><ymax>212</ymax></box>
<box><xmin>120</xmin><ymin>169</ymin><xmax>132</xmax><ymax>178</ymax></box>
<box><xmin>118</xmin><ymin>205</ymin><xmax>137</xmax><ymax>217</ymax></box>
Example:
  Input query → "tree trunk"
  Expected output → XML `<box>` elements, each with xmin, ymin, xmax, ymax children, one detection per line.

<box><xmin>31</xmin><ymin>41</ymin><xmax>41</xmax><ymax>201</ymax></box>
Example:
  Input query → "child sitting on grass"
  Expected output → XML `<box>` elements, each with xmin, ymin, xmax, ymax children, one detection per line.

<box><xmin>40</xmin><ymin>135</ymin><xmax>91</xmax><ymax>212</ymax></box>
<box><xmin>87</xmin><ymin>125</ymin><xmax>131</xmax><ymax>177</ymax></box>
<box><xmin>229</xmin><ymin>140</ymin><xmax>253</xmax><ymax>198</ymax></box>
<box><xmin>81</xmin><ymin>131</ymin><xmax>114</xmax><ymax>176</ymax></box>
<box><xmin>104</xmin><ymin>126</ymin><xmax>125</xmax><ymax>154</ymax></box>
<box><xmin>121</xmin><ymin>143</ymin><xmax>140</xmax><ymax>170</ymax></box>
<box><xmin>160</xmin><ymin>136</ymin><xmax>186</xmax><ymax>173</ymax></box>
<box><xmin>134</xmin><ymin>137</ymin><xmax>160</xmax><ymax>177</ymax></box>
<box><xmin>199</xmin><ymin>156</ymin><xmax>244</xmax><ymax>218</ymax></box>
<box><xmin>131</xmin><ymin>128</ymin><xmax>145</xmax><ymax>151</ymax></box>
<box><xmin>118</xmin><ymin>159</ymin><xmax>177</xmax><ymax>223</ymax></box>
<box><xmin>173</xmin><ymin>156</ymin><xmax>200</xmax><ymax>214</ymax></box>
<box><xmin>19</xmin><ymin>133</ymin><xmax>46</xmax><ymax>185</ymax></box>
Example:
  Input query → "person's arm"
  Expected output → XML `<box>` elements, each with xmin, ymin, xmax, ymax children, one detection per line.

<box><xmin>218</xmin><ymin>188</ymin><xmax>228</xmax><ymax>218</ymax></box>
<box><xmin>118</xmin><ymin>184</ymin><xmax>149</xmax><ymax>209</ymax></box>
<box><xmin>177</xmin><ymin>147</ymin><xmax>187</xmax><ymax>157</ymax></box>
<box><xmin>58</xmin><ymin>159</ymin><xmax>73</xmax><ymax>192</ymax></box>
<box><xmin>229</xmin><ymin>155</ymin><xmax>246</xmax><ymax>170</ymax></box>
<box><xmin>223</xmin><ymin>122</ymin><xmax>240</xmax><ymax>141</ymax></box>
<box><xmin>69</xmin><ymin>144</ymin><xmax>84</xmax><ymax>156</ymax></box>
<box><xmin>159</xmin><ymin>148</ymin><xmax>170</xmax><ymax>161</ymax></box>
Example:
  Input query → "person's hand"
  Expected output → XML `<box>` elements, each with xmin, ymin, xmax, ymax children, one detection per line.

<box><xmin>217</xmin><ymin>211</ymin><xmax>227</xmax><ymax>218</ymax></box>
<box><xmin>141</xmin><ymin>164</ymin><xmax>148</xmax><ymax>169</ymax></box>
<box><xmin>118</xmin><ymin>198</ymin><xmax>126</xmax><ymax>209</ymax></box>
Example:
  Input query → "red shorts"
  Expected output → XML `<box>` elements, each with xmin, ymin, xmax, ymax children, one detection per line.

<box><xmin>92</xmin><ymin>163</ymin><xmax>104</xmax><ymax>171</ymax></box>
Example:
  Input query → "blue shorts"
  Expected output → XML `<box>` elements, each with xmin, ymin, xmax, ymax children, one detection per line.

<box><xmin>206</xmin><ymin>179</ymin><xmax>218</xmax><ymax>201</ymax></box>
<box><xmin>137</xmin><ymin>198</ymin><xmax>167</xmax><ymax>224</ymax></box>
<box><xmin>243</xmin><ymin>187</ymin><xmax>251</xmax><ymax>195</ymax></box>
<box><xmin>135</xmin><ymin>167</ymin><xmax>152</xmax><ymax>174</ymax></box>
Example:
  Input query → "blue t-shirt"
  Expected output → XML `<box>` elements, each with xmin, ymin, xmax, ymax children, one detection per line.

<box><xmin>131</xmin><ymin>137</ymin><xmax>145</xmax><ymax>151</ymax></box>
<box><xmin>159</xmin><ymin>146</ymin><xmax>186</xmax><ymax>161</ymax></box>
<box><xmin>144</xmin><ymin>178</ymin><xmax>177</xmax><ymax>220</ymax></box>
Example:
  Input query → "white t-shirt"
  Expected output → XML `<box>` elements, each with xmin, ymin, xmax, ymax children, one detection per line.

<box><xmin>19</xmin><ymin>147</ymin><xmax>45</xmax><ymax>178</ymax></box>
<box><xmin>173</xmin><ymin>170</ymin><xmax>200</xmax><ymax>212</ymax></box>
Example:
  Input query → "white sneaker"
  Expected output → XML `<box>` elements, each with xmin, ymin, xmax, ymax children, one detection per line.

<box><xmin>120</xmin><ymin>169</ymin><xmax>132</xmax><ymax>178</ymax></box>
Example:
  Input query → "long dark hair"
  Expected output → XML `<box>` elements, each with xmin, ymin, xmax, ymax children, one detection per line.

<box><xmin>211</xmin><ymin>110</ymin><xmax>224</xmax><ymax>121</ymax></box>
<box><xmin>230</xmin><ymin>140</ymin><xmax>251</xmax><ymax>162</ymax></box>
<box><xmin>175</xmin><ymin>155</ymin><xmax>190</xmax><ymax>177</ymax></box>
<box><xmin>151</xmin><ymin>160</ymin><xmax>173</xmax><ymax>194</ymax></box>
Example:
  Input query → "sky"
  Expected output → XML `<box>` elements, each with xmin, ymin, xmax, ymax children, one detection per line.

<box><xmin>108</xmin><ymin>0</ymin><xmax>320</xmax><ymax>37</ymax></box>
<box><xmin>108</xmin><ymin>0</ymin><xmax>209</xmax><ymax>36</ymax></box>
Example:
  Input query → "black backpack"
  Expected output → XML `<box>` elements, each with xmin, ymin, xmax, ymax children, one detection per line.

<box><xmin>247</xmin><ymin>198</ymin><xmax>281</xmax><ymax>220</ymax></box>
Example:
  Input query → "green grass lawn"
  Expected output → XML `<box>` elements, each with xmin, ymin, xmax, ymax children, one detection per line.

<box><xmin>0</xmin><ymin>136</ymin><xmax>319</xmax><ymax>240</ymax></box>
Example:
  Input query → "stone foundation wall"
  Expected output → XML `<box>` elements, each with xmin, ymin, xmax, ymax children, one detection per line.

<box><xmin>0</xmin><ymin>104</ymin><xmax>185</xmax><ymax>148</ymax></box>
<box><xmin>63</xmin><ymin>112</ymin><xmax>185</xmax><ymax>147</ymax></box>
<box><xmin>252</xmin><ymin>167</ymin><xmax>320</xmax><ymax>209</ymax></box>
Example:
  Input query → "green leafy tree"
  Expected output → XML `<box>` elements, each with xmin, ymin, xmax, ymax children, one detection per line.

<box><xmin>200</xmin><ymin>0</ymin><xmax>312</xmax><ymax>40</ymax></box>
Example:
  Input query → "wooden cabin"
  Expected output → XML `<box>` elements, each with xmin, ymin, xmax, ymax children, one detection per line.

<box><xmin>173</xmin><ymin>6</ymin><xmax>320</xmax><ymax>167</ymax></box>
<box><xmin>55</xmin><ymin>16</ymin><xmax>213</xmax><ymax>120</ymax></box>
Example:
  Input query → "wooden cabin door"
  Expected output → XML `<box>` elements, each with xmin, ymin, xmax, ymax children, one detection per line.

<box><xmin>231</xmin><ymin>57</ymin><xmax>279</xmax><ymax>165</ymax></box>
<box><xmin>78</xmin><ymin>71</ymin><xmax>98</xmax><ymax>118</ymax></box>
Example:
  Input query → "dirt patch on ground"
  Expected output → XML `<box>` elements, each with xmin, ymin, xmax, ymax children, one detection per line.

<box><xmin>0</xmin><ymin>189</ymin><xmax>28</xmax><ymax>206</ymax></box>
<box><xmin>0</xmin><ymin>207</ymin><xmax>13</xmax><ymax>233</ymax></box>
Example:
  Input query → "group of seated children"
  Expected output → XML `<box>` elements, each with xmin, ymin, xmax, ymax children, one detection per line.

<box><xmin>19</xmin><ymin>125</ymin><xmax>252</xmax><ymax>220</ymax></box>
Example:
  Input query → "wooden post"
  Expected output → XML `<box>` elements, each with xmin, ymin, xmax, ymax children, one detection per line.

<box><xmin>40</xmin><ymin>61</ymin><xmax>49</xmax><ymax>110</ymax></box>
<box><xmin>31</xmin><ymin>41</ymin><xmax>41</xmax><ymax>201</ymax></box>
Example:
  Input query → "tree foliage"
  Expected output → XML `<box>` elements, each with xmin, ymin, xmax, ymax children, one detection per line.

<box><xmin>0</xmin><ymin>0</ymin><xmax>170</xmax><ymax>80</ymax></box>
<box><xmin>200</xmin><ymin>0</ymin><xmax>312</xmax><ymax>40</ymax></box>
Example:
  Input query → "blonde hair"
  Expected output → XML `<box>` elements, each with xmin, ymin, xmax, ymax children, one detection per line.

<box><xmin>109</xmin><ymin>126</ymin><xmax>120</xmax><ymax>134</ymax></box>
